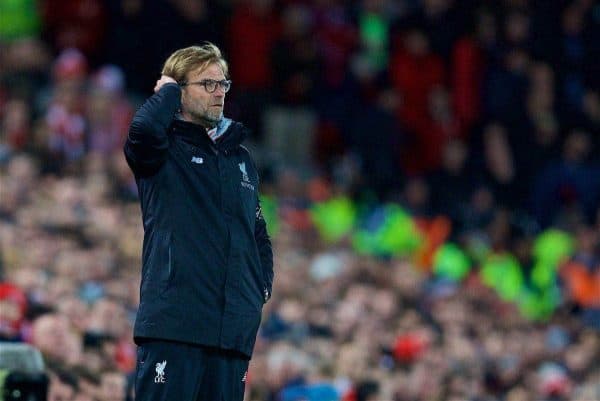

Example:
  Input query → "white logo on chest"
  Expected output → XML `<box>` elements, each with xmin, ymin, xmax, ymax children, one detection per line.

<box><xmin>191</xmin><ymin>156</ymin><xmax>204</xmax><ymax>164</ymax></box>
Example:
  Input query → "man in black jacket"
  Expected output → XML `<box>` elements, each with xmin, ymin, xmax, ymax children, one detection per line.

<box><xmin>124</xmin><ymin>43</ymin><xmax>273</xmax><ymax>401</ymax></box>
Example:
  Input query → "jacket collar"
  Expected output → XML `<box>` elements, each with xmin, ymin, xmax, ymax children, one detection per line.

<box><xmin>170</xmin><ymin>117</ymin><xmax>248</xmax><ymax>151</ymax></box>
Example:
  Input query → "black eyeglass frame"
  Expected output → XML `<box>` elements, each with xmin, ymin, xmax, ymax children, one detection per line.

<box><xmin>179</xmin><ymin>79</ymin><xmax>232</xmax><ymax>93</ymax></box>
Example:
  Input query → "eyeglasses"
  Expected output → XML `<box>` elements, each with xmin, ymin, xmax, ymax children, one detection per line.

<box><xmin>179</xmin><ymin>79</ymin><xmax>232</xmax><ymax>93</ymax></box>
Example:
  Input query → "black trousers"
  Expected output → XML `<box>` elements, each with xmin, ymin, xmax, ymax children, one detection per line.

<box><xmin>134</xmin><ymin>340</ymin><xmax>249</xmax><ymax>401</ymax></box>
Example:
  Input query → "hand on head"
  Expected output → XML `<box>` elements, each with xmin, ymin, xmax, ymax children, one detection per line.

<box><xmin>154</xmin><ymin>75</ymin><xmax>177</xmax><ymax>93</ymax></box>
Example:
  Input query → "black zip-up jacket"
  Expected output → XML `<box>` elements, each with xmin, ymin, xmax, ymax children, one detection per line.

<box><xmin>124</xmin><ymin>83</ymin><xmax>273</xmax><ymax>358</ymax></box>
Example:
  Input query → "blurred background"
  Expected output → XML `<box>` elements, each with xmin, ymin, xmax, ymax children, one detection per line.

<box><xmin>0</xmin><ymin>0</ymin><xmax>599</xmax><ymax>400</ymax></box>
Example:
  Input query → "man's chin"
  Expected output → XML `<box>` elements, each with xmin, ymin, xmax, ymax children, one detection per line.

<box><xmin>200</xmin><ymin>114</ymin><xmax>222</xmax><ymax>128</ymax></box>
<box><xmin>210</xmin><ymin>113</ymin><xmax>223</xmax><ymax>122</ymax></box>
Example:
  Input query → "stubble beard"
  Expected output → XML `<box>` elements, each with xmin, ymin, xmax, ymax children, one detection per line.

<box><xmin>205</xmin><ymin>109</ymin><xmax>223</xmax><ymax>125</ymax></box>
<box><xmin>190</xmin><ymin>108</ymin><xmax>222</xmax><ymax>129</ymax></box>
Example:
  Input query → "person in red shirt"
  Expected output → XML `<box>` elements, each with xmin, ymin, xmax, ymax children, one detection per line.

<box><xmin>227</xmin><ymin>0</ymin><xmax>281</xmax><ymax>139</ymax></box>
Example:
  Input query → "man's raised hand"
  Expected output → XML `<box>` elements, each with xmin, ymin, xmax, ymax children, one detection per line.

<box><xmin>154</xmin><ymin>75</ymin><xmax>178</xmax><ymax>93</ymax></box>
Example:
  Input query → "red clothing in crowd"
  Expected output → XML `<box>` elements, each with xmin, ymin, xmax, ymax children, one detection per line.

<box><xmin>451</xmin><ymin>37</ymin><xmax>485</xmax><ymax>133</ymax></box>
<box><xmin>41</xmin><ymin>0</ymin><xmax>107</xmax><ymax>56</ymax></box>
<box><xmin>227</xmin><ymin>2</ymin><xmax>280</xmax><ymax>90</ymax></box>
<box><xmin>390</xmin><ymin>47</ymin><xmax>446</xmax><ymax>173</ymax></box>
<box><xmin>406</xmin><ymin>109</ymin><xmax>461</xmax><ymax>174</ymax></box>
<box><xmin>390</xmin><ymin>47</ymin><xmax>445</xmax><ymax>130</ymax></box>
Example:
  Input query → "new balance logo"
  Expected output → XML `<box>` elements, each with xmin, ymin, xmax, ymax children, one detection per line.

<box><xmin>154</xmin><ymin>360</ymin><xmax>167</xmax><ymax>383</ymax></box>
<box><xmin>191</xmin><ymin>156</ymin><xmax>204</xmax><ymax>164</ymax></box>
<box><xmin>242</xmin><ymin>370</ymin><xmax>247</xmax><ymax>382</ymax></box>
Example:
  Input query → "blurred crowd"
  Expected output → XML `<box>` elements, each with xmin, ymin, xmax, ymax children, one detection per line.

<box><xmin>1</xmin><ymin>0</ymin><xmax>599</xmax><ymax>400</ymax></box>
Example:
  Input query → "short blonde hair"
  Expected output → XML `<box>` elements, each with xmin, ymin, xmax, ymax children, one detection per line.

<box><xmin>161</xmin><ymin>42</ymin><xmax>229</xmax><ymax>83</ymax></box>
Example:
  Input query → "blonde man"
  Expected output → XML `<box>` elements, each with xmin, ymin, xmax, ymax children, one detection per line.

<box><xmin>124</xmin><ymin>43</ymin><xmax>273</xmax><ymax>401</ymax></box>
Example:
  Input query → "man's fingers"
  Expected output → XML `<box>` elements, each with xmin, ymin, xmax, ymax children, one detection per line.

<box><xmin>154</xmin><ymin>76</ymin><xmax>177</xmax><ymax>93</ymax></box>
<box><xmin>161</xmin><ymin>75</ymin><xmax>177</xmax><ymax>84</ymax></box>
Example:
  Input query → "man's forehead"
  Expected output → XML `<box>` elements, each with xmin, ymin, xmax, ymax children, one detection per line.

<box><xmin>188</xmin><ymin>63</ymin><xmax>225</xmax><ymax>79</ymax></box>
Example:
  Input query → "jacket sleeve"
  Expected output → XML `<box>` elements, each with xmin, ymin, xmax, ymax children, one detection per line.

<box><xmin>255</xmin><ymin>198</ymin><xmax>274</xmax><ymax>303</ymax></box>
<box><xmin>124</xmin><ymin>83</ymin><xmax>181</xmax><ymax>176</ymax></box>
